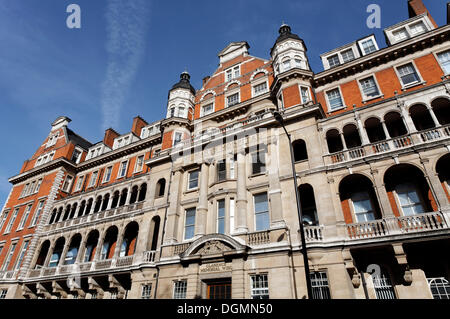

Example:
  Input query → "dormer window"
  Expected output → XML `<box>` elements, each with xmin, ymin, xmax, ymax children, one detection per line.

<box><xmin>360</xmin><ymin>38</ymin><xmax>377</xmax><ymax>55</ymax></box>
<box><xmin>140</xmin><ymin>127</ymin><xmax>148</xmax><ymax>139</ymax></box>
<box><xmin>226</xmin><ymin>66</ymin><xmax>240</xmax><ymax>81</ymax></box>
<box><xmin>46</xmin><ymin>133</ymin><xmax>59</xmax><ymax>148</ymax></box>
<box><xmin>341</xmin><ymin>49</ymin><xmax>355</xmax><ymax>63</ymax></box>
<box><xmin>327</xmin><ymin>54</ymin><xmax>340</xmax><ymax>68</ymax></box>
<box><xmin>71</xmin><ymin>149</ymin><xmax>82</xmax><ymax>164</ymax></box>
<box><xmin>393</xmin><ymin>28</ymin><xmax>409</xmax><ymax>42</ymax></box>
<box><xmin>409</xmin><ymin>21</ymin><xmax>426</xmax><ymax>36</ymax></box>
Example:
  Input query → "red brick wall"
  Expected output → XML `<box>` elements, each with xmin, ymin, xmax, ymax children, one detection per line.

<box><xmin>282</xmin><ymin>85</ymin><xmax>301</xmax><ymax>108</ymax></box>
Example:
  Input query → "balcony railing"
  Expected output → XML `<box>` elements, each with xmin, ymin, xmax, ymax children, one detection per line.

<box><xmin>46</xmin><ymin>202</ymin><xmax>144</xmax><ymax>232</ymax></box>
<box><xmin>346</xmin><ymin>211</ymin><xmax>449</xmax><ymax>240</ymax></box>
<box><xmin>247</xmin><ymin>230</ymin><xmax>270</xmax><ymax>246</ymax></box>
<box><xmin>325</xmin><ymin>124</ymin><xmax>450</xmax><ymax>165</ymax></box>
<box><xmin>304</xmin><ymin>225</ymin><xmax>324</xmax><ymax>242</ymax></box>
<box><xmin>0</xmin><ymin>270</ymin><xmax>18</xmax><ymax>281</ymax></box>
<box><xmin>26</xmin><ymin>251</ymin><xmax>158</xmax><ymax>279</ymax></box>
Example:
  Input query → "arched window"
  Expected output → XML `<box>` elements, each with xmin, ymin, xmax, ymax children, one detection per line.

<box><xmin>120</xmin><ymin>222</ymin><xmax>139</xmax><ymax>257</ymax></box>
<box><xmin>149</xmin><ymin>216</ymin><xmax>160</xmax><ymax>251</ymax></box>
<box><xmin>49</xmin><ymin>238</ymin><xmax>65</xmax><ymax>267</ymax></box>
<box><xmin>84</xmin><ymin>230</ymin><xmax>99</xmax><ymax>262</ymax></box>
<box><xmin>293</xmin><ymin>139</ymin><xmax>308</xmax><ymax>162</ymax></box>
<box><xmin>372</xmin><ymin>267</ymin><xmax>396</xmax><ymax>299</ymax></box>
<box><xmin>85</xmin><ymin>198</ymin><xmax>93</xmax><ymax>215</ymax></box>
<box><xmin>282</xmin><ymin>57</ymin><xmax>291</xmax><ymax>71</ymax></box>
<box><xmin>49</xmin><ymin>209</ymin><xmax>57</xmax><ymax>224</ymax></box>
<box><xmin>410</xmin><ymin>104</ymin><xmax>435</xmax><ymax>131</ymax></box>
<box><xmin>101</xmin><ymin>194</ymin><xmax>110</xmax><ymax>211</ymax></box>
<box><xmin>65</xmin><ymin>234</ymin><xmax>81</xmax><ymax>265</ymax></box>
<box><xmin>119</xmin><ymin>189</ymin><xmax>128</xmax><ymax>207</ymax></box>
<box><xmin>326</xmin><ymin>129</ymin><xmax>343</xmax><ymax>153</ymax></box>
<box><xmin>101</xmin><ymin>226</ymin><xmax>118</xmax><ymax>260</ymax></box>
<box><xmin>156</xmin><ymin>179</ymin><xmax>166</xmax><ymax>198</ymax></box>
<box><xmin>384</xmin><ymin>112</ymin><xmax>407</xmax><ymax>138</ymax></box>
<box><xmin>138</xmin><ymin>183</ymin><xmax>147</xmax><ymax>202</ymax></box>
<box><xmin>436</xmin><ymin>154</ymin><xmax>450</xmax><ymax>199</ymax></box>
<box><xmin>294</xmin><ymin>55</ymin><xmax>302</xmax><ymax>68</ymax></box>
<box><xmin>431</xmin><ymin>98</ymin><xmax>450</xmax><ymax>125</ymax></box>
<box><xmin>343</xmin><ymin>124</ymin><xmax>362</xmax><ymax>149</ymax></box>
<box><xmin>298</xmin><ymin>184</ymin><xmax>318</xmax><ymax>225</ymax></box>
<box><xmin>365</xmin><ymin>117</ymin><xmax>386</xmax><ymax>143</ymax></box>
<box><xmin>384</xmin><ymin>164</ymin><xmax>434</xmax><ymax>216</ymax></box>
<box><xmin>62</xmin><ymin>205</ymin><xmax>71</xmax><ymax>221</ymax></box>
<box><xmin>69</xmin><ymin>203</ymin><xmax>78</xmax><ymax>219</ymax></box>
<box><xmin>111</xmin><ymin>191</ymin><xmax>120</xmax><ymax>209</ymax></box>
<box><xmin>78</xmin><ymin>201</ymin><xmax>86</xmax><ymax>218</ymax></box>
<box><xmin>34</xmin><ymin>240</ymin><xmax>50</xmax><ymax>269</ymax></box>
<box><xmin>93</xmin><ymin>196</ymin><xmax>102</xmax><ymax>213</ymax></box>
<box><xmin>129</xmin><ymin>186</ymin><xmax>139</xmax><ymax>205</ymax></box>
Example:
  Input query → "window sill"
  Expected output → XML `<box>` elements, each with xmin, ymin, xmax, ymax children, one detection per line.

<box><xmin>401</xmin><ymin>80</ymin><xmax>426</xmax><ymax>91</ymax></box>
<box><xmin>327</xmin><ymin>105</ymin><xmax>347</xmax><ymax>113</ymax></box>
<box><xmin>184</xmin><ymin>187</ymin><xmax>198</xmax><ymax>194</ymax></box>
<box><xmin>362</xmin><ymin>94</ymin><xmax>384</xmax><ymax>103</ymax></box>
<box><xmin>250</xmin><ymin>172</ymin><xmax>267</xmax><ymax>178</ymax></box>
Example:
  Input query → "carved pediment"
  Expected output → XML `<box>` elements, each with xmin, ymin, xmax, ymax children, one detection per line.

<box><xmin>195</xmin><ymin>240</ymin><xmax>232</xmax><ymax>256</ymax></box>
<box><xmin>181</xmin><ymin>234</ymin><xmax>247</xmax><ymax>260</ymax></box>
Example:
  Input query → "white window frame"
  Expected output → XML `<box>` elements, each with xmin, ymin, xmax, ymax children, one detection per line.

<box><xmin>217</xmin><ymin>199</ymin><xmax>226</xmax><ymax>234</ymax></box>
<box><xmin>252</xmin><ymin>80</ymin><xmax>269</xmax><ymax>98</ymax></box>
<box><xmin>34</xmin><ymin>178</ymin><xmax>42</xmax><ymax>194</ymax></box>
<box><xmin>357</xmin><ymin>74</ymin><xmax>383</xmax><ymax>101</ymax></box>
<box><xmin>4</xmin><ymin>208</ymin><xmax>19</xmax><ymax>234</ymax></box>
<box><xmin>14</xmin><ymin>240</ymin><xmax>29</xmax><ymax>270</ymax></box>
<box><xmin>253</xmin><ymin>192</ymin><xmax>270</xmax><ymax>231</ymax></box>
<box><xmin>141</xmin><ymin>284</ymin><xmax>152</xmax><ymax>299</ymax></box>
<box><xmin>17</xmin><ymin>204</ymin><xmax>32</xmax><ymax>230</ymax></box>
<box><xmin>173</xmin><ymin>280</ymin><xmax>187</xmax><ymax>299</ymax></box>
<box><xmin>0</xmin><ymin>210</ymin><xmax>9</xmax><ymax>232</ymax></box>
<box><xmin>173</xmin><ymin>132</ymin><xmax>183</xmax><ymax>147</ymax></box>
<box><xmin>225</xmin><ymin>65</ymin><xmax>240</xmax><ymax>82</ymax></box>
<box><xmin>340</xmin><ymin>48</ymin><xmax>355</xmax><ymax>63</ymax></box>
<box><xmin>436</xmin><ymin>49</ymin><xmax>450</xmax><ymax>75</ymax></box>
<box><xmin>394</xmin><ymin>182</ymin><xmax>426</xmax><ymax>216</ymax></box>
<box><xmin>187</xmin><ymin>169</ymin><xmax>200</xmax><ymax>190</ymax></box>
<box><xmin>75</xmin><ymin>175</ymin><xmax>85</xmax><ymax>191</ymax></box>
<box><xmin>30</xmin><ymin>200</ymin><xmax>45</xmax><ymax>227</ymax></box>
<box><xmin>226</xmin><ymin>91</ymin><xmax>240</xmax><ymax>108</ymax></box>
<box><xmin>103</xmin><ymin>166</ymin><xmax>113</xmax><ymax>183</ymax></box>
<box><xmin>62</xmin><ymin>175</ymin><xmax>74</xmax><ymax>193</ymax></box>
<box><xmin>299</xmin><ymin>86</ymin><xmax>311</xmax><ymax>104</ymax></box>
<box><xmin>184</xmin><ymin>207</ymin><xmax>196</xmax><ymax>241</ymax></box>
<box><xmin>350</xmin><ymin>191</ymin><xmax>376</xmax><ymax>223</ymax></box>
<box><xmin>117</xmin><ymin>161</ymin><xmax>128</xmax><ymax>179</ymax></box>
<box><xmin>2</xmin><ymin>242</ymin><xmax>17</xmax><ymax>271</ymax></box>
<box><xmin>201</xmin><ymin>102</ymin><xmax>214</xmax><ymax>117</ymax></box>
<box><xmin>134</xmin><ymin>155</ymin><xmax>145</xmax><ymax>173</ymax></box>
<box><xmin>325</xmin><ymin>87</ymin><xmax>346</xmax><ymax>112</ymax></box>
<box><xmin>394</xmin><ymin>61</ymin><xmax>424</xmax><ymax>89</ymax></box>
<box><xmin>250</xmin><ymin>274</ymin><xmax>269</xmax><ymax>299</ymax></box>
<box><xmin>327</xmin><ymin>54</ymin><xmax>340</xmax><ymax>68</ymax></box>
<box><xmin>88</xmin><ymin>171</ymin><xmax>99</xmax><ymax>188</ymax></box>
<box><xmin>358</xmin><ymin>36</ymin><xmax>379</xmax><ymax>56</ymax></box>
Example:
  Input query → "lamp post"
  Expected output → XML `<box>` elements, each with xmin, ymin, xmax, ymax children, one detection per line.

<box><xmin>272</xmin><ymin>110</ymin><xmax>313</xmax><ymax>299</ymax></box>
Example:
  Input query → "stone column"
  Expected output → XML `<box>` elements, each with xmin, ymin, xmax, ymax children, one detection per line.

<box><xmin>267</xmin><ymin>138</ymin><xmax>285</xmax><ymax>228</ymax></box>
<box><xmin>106</xmin><ymin>192</ymin><xmax>114</xmax><ymax>210</ymax></box>
<box><xmin>43</xmin><ymin>240</ymin><xmax>57</xmax><ymax>267</ymax></box>
<box><xmin>113</xmin><ymin>226</ymin><xmax>126</xmax><ymax>258</ymax></box>
<box><xmin>94</xmin><ymin>229</ymin><xmax>106</xmax><ymax>261</ymax></box>
<box><xmin>164</xmin><ymin>169</ymin><xmax>183</xmax><ymax>244</ymax></box>
<box><xmin>195</xmin><ymin>162</ymin><xmax>209</xmax><ymax>237</ymax></box>
<box><xmin>427</xmin><ymin>106</ymin><xmax>441</xmax><ymax>128</ymax></box>
<box><xmin>125</xmin><ymin>186</ymin><xmax>132</xmax><ymax>205</ymax></box>
<box><xmin>235</xmin><ymin>150</ymin><xmax>248</xmax><ymax>234</ymax></box>
<box><xmin>398</xmin><ymin>101</ymin><xmax>417</xmax><ymax>133</ymax></box>
<box><xmin>355</xmin><ymin>112</ymin><xmax>370</xmax><ymax>145</ymax></box>
<box><xmin>370</xmin><ymin>169</ymin><xmax>395</xmax><ymax>218</ymax></box>
<box><xmin>340</xmin><ymin>133</ymin><xmax>348</xmax><ymax>151</ymax></box>
<box><xmin>420</xmin><ymin>159</ymin><xmax>449</xmax><ymax>209</ymax></box>
<box><xmin>381</xmin><ymin>121</ymin><xmax>391</xmax><ymax>139</ymax></box>
<box><xmin>58</xmin><ymin>236</ymin><xmax>71</xmax><ymax>267</ymax></box>
<box><xmin>76</xmin><ymin>234</ymin><xmax>88</xmax><ymax>264</ymax></box>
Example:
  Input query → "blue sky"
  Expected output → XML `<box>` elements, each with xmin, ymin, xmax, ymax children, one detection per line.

<box><xmin>0</xmin><ymin>0</ymin><xmax>447</xmax><ymax>205</ymax></box>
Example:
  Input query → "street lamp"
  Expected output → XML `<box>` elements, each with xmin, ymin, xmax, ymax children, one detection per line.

<box><xmin>272</xmin><ymin>110</ymin><xmax>313</xmax><ymax>299</ymax></box>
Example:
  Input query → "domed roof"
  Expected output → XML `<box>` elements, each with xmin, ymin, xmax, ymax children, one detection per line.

<box><xmin>170</xmin><ymin>71</ymin><xmax>196</xmax><ymax>95</ymax></box>
<box><xmin>270</xmin><ymin>23</ymin><xmax>306</xmax><ymax>56</ymax></box>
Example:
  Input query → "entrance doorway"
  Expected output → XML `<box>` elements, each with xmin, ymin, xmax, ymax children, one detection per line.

<box><xmin>206</xmin><ymin>278</ymin><xmax>232</xmax><ymax>299</ymax></box>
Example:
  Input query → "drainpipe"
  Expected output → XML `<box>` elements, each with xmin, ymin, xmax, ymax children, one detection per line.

<box><xmin>360</xmin><ymin>271</ymin><xmax>370</xmax><ymax>299</ymax></box>
<box><xmin>153</xmin><ymin>158</ymin><xmax>174</xmax><ymax>299</ymax></box>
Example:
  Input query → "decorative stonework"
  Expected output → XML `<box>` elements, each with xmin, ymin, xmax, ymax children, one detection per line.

<box><xmin>196</xmin><ymin>240</ymin><xmax>232</xmax><ymax>256</ymax></box>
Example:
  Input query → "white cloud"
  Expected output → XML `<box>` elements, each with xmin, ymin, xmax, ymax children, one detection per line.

<box><xmin>101</xmin><ymin>0</ymin><xmax>151</xmax><ymax>131</ymax></box>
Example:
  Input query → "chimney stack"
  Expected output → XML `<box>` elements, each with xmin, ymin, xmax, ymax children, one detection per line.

<box><xmin>131</xmin><ymin>116</ymin><xmax>148</xmax><ymax>137</ymax></box>
<box><xmin>103</xmin><ymin>128</ymin><xmax>120</xmax><ymax>148</ymax></box>
<box><xmin>408</xmin><ymin>0</ymin><xmax>438</xmax><ymax>28</ymax></box>
<box><xmin>202</xmin><ymin>76</ymin><xmax>210</xmax><ymax>87</ymax></box>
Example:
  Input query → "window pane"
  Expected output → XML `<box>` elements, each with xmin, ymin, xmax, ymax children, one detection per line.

<box><xmin>341</xmin><ymin>49</ymin><xmax>355</xmax><ymax>63</ymax></box>
<box><xmin>438</xmin><ymin>51</ymin><xmax>450</xmax><ymax>74</ymax></box>
<box><xmin>327</xmin><ymin>55</ymin><xmax>340</xmax><ymax>68</ymax></box>
<box><xmin>360</xmin><ymin>77</ymin><xmax>380</xmax><ymax>97</ymax></box>
<box><xmin>327</xmin><ymin>89</ymin><xmax>343</xmax><ymax>109</ymax></box>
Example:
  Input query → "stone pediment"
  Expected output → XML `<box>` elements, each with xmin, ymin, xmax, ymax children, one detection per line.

<box><xmin>180</xmin><ymin>234</ymin><xmax>247</xmax><ymax>260</ymax></box>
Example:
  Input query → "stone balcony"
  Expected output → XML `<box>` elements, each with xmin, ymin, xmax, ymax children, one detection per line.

<box><xmin>45</xmin><ymin>202</ymin><xmax>144</xmax><ymax>232</ymax></box>
<box><xmin>26</xmin><ymin>250</ymin><xmax>157</xmax><ymax>280</ymax></box>
<box><xmin>345</xmin><ymin>210</ymin><xmax>450</xmax><ymax>242</ymax></box>
<box><xmin>324</xmin><ymin>124</ymin><xmax>450</xmax><ymax>165</ymax></box>
<box><xmin>0</xmin><ymin>270</ymin><xmax>18</xmax><ymax>282</ymax></box>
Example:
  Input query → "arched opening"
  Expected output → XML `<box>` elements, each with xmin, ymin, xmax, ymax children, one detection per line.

<box><xmin>69</xmin><ymin>203</ymin><xmax>78</xmax><ymax>220</ymax></box>
<box><xmin>78</xmin><ymin>201</ymin><xmax>86</xmax><ymax>218</ymax></box>
<box><xmin>384</xmin><ymin>112</ymin><xmax>407</xmax><ymax>138</ymax></box>
<box><xmin>120</xmin><ymin>222</ymin><xmax>139</xmax><ymax>257</ymax></box>
<box><xmin>436</xmin><ymin>154</ymin><xmax>450</xmax><ymax>204</ymax></box>
<box><xmin>138</xmin><ymin>183</ymin><xmax>147</xmax><ymax>202</ymax></box>
<box><xmin>93</xmin><ymin>196</ymin><xmax>102</xmax><ymax>213</ymax></box>
<box><xmin>293</xmin><ymin>140</ymin><xmax>308</xmax><ymax>162</ymax></box>
<box><xmin>410</xmin><ymin>104</ymin><xmax>435</xmax><ymax>131</ymax></box>
<box><xmin>365</xmin><ymin>117</ymin><xmax>386</xmax><ymax>143</ymax></box>
<box><xmin>111</xmin><ymin>191</ymin><xmax>120</xmax><ymax>209</ymax></box>
<box><xmin>339</xmin><ymin>174</ymin><xmax>382</xmax><ymax>223</ymax></box>
<box><xmin>65</xmin><ymin>234</ymin><xmax>81</xmax><ymax>265</ymax></box>
<box><xmin>34</xmin><ymin>240</ymin><xmax>50</xmax><ymax>269</ymax></box>
<box><xmin>156</xmin><ymin>179</ymin><xmax>166</xmax><ymax>198</ymax></box>
<box><xmin>298</xmin><ymin>184</ymin><xmax>319</xmax><ymax>225</ymax></box>
<box><xmin>326</xmin><ymin>129</ymin><xmax>343</xmax><ymax>153</ymax></box>
<box><xmin>49</xmin><ymin>209</ymin><xmax>57</xmax><ymax>224</ymax></box>
<box><xmin>55</xmin><ymin>207</ymin><xmax>63</xmax><ymax>223</ymax></box>
<box><xmin>49</xmin><ymin>237</ymin><xmax>65</xmax><ymax>267</ymax></box>
<box><xmin>343</xmin><ymin>124</ymin><xmax>362</xmax><ymax>149</ymax></box>
<box><xmin>129</xmin><ymin>186</ymin><xmax>139</xmax><ymax>205</ymax></box>
<box><xmin>148</xmin><ymin>216</ymin><xmax>161</xmax><ymax>251</ymax></box>
<box><xmin>83</xmin><ymin>230</ymin><xmax>99</xmax><ymax>262</ymax></box>
<box><xmin>101</xmin><ymin>226</ymin><xmax>118</xmax><ymax>260</ymax></box>
<box><xmin>85</xmin><ymin>198</ymin><xmax>93</xmax><ymax>216</ymax></box>
<box><xmin>372</xmin><ymin>266</ymin><xmax>397</xmax><ymax>299</ymax></box>
<box><xmin>384</xmin><ymin>164</ymin><xmax>435</xmax><ymax>216</ymax></box>
<box><xmin>431</xmin><ymin>98</ymin><xmax>450</xmax><ymax>125</ymax></box>
<box><xmin>119</xmin><ymin>189</ymin><xmax>128</xmax><ymax>207</ymax></box>
<box><xmin>101</xmin><ymin>193</ymin><xmax>110</xmax><ymax>211</ymax></box>
<box><xmin>62</xmin><ymin>204</ymin><xmax>71</xmax><ymax>221</ymax></box>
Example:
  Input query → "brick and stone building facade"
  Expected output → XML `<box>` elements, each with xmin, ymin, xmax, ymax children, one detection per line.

<box><xmin>0</xmin><ymin>0</ymin><xmax>449</xmax><ymax>299</ymax></box>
